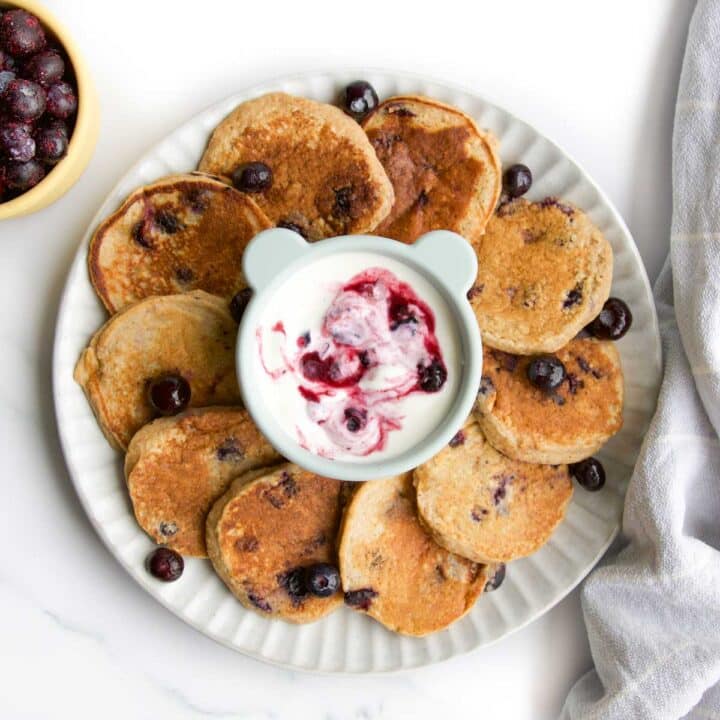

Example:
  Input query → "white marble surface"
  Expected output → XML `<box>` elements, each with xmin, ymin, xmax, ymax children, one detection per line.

<box><xmin>0</xmin><ymin>1</ymin><xmax>692</xmax><ymax>717</ymax></box>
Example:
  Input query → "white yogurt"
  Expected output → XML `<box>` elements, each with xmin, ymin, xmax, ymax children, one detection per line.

<box><xmin>253</xmin><ymin>252</ymin><xmax>460</xmax><ymax>463</ymax></box>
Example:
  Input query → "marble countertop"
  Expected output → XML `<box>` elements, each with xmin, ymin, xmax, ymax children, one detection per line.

<box><xmin>0</xmin><ymin>1</ymin><xmax>691</xmax><ymax>717</ymax></box>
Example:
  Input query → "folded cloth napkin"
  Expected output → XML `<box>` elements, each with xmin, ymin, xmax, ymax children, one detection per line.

<box><xmin>562</xmin><ymin>2</ymin><xmax>720</xmax><ymax>718</ymax></box>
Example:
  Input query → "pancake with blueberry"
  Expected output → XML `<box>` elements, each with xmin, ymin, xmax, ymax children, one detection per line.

<box><xmin>88</xmin><ymin>173</ymin><xmax>272</xmax><ymax>314</ymax></box>
<box><xmin>338</xmin><ymin>473</ymin><xmax>487</xmax><ymax>636</ymax></box>
<box><xmin>206</xmin><ymin>463</ymin><xmax>344</xmax><ymax>623</ymax></box>
<box><xmin>125</xmin><ymin>407</ymin><xmax>282</xmax><ymax>557</ymax></box>
<box><xmin>74</xmin><ymin>290</ymin><xmax>241</xmax><ymax>450</ymax></box>
<box><xmin>198</xmin><ymin>93</ymin><xmax>394</xmax><ymax>240</ymax></box>
<box><xmin>474</xmin><ymin>337</ymin><xmax>623</xmax><ymax>464</ymax></box>
<box><xmin>469</xmin><ymin>197</ymin><xmax>613</xmax><ymax>354</ymax></box>
<box><xmin>413</xmin><ymin>422</ymin><xmax>573</xmax><ymax>564</ymax></box>
<box><xmin>361</xmin><ymin>95</ymin><xmax>501</xmax><ymax>244</ymax></box>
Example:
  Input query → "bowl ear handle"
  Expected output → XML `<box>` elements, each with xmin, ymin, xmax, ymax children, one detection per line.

<box><xmin>411</xmin><ymin>230</ymin><xmax>478</xmax><ymax>295</ymax></box>
<box><xmin>243</xmin><ymin>228</ymin><xmax>310</xmax><ymax>292</ymax></box>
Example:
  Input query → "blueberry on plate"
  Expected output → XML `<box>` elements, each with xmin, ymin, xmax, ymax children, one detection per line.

<box><xmin>503</xmin><ymin>163</ymin><xmax>532</xmax><ymax>198</ymax></box>
<box><xmin>342</xmin><ymin>80</ymin><xmax>379</xmax><ymax>121</ymax></box>
<box><xmin>146</xmin><ymin>547</ymin><xmax>184</xmax><ymax>581</ymax></box>
<box><xmin>570</xmin><ymin>457</ymin><xmax>605</xmax><ymax>491</ymax></box>
<box><xmin>587</xmin><ymin>298</ymin><xmax>632</xmax><ymax>341</ymax></box>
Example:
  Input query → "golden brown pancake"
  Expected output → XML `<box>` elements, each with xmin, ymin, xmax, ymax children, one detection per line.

<box><xmin>198</xmin><ymin>93</ymin><xmax>394</xmax><ymax>240</ymax></box>
<box><xmin>338</xmin><ymin>473</ymin><xmax>487</xmax><ymax>636</ymax></box>
<box><xmin>125</xmin><ymin>407</ymin><xmax>282</xmax><ymax>557</ymax></box>
<box><xmin>88</xmin><ymin>173</ymin><xmax>272</xmax><ymax>314</ymax></box>
<box><xmin>206</xmin><ymin>463</ymin><xmax>344</xmax><ymax>623</ymax></box>
<box><xmin>362</xmin><ymin>95</ymin><xmax>501</xmax><ymax>243</ymax></box>
<box><xmin>414</xmin><ymin>422</ymin><xmax>573</xmax><ymax>564</ymax></box>
<box><xmin>474</xmin><ymin>338</ymin><xmax>623</xmax><ymax>464</ymax></box>
<box><xmin>469</xmin><ymin>197</ymin><xmax>613</xmax><ymax>354</ymax></box>
<box><xmin>74</xmin><ymin>291</ymin><xmax>240</xmax><ymax>450</ymax></box>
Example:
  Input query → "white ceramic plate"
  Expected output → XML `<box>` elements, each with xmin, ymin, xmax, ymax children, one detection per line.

<box><xmin>53</xmin><ymin>70</ymin><xmax>662</xmax><ymax>673</ymax></box>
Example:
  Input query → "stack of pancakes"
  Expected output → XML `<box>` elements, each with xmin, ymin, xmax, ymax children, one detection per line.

<box><xmin>74</xmin><ymin>90</ymin><xmax>622</xmax><ymax>636</ymax></box>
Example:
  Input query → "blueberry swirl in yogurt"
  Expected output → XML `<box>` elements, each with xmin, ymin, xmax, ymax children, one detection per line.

<box><xmin>257</xmin><ymin>267</ymin><xmax>449</xmax><ymax>457</ymax></box>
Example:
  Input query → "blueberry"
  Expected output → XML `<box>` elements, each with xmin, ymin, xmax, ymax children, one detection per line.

<box><xmin>0</xmin><ymin>68</ymin><xmax>15</xmax><ymax>94</ymax></box>
<box><xmin>231</xmin><ymin>161</ymin><xmax>272</xmax><ymax>193</ymax></box>
<box><xmin>485</xmin><ymin>564</ymin><xmax>506</xmax><ymax>592</ymax></box>
<box><xmin>229</xmin><ymin>287</ymin><xmax>253</xmax><ymax>323</ymax></box>
<box><xmin>0</xmin><ymin>10</ymin><xmax>46</xmax><ymax>57</ymax></box>
<box><xmin>277</xmin><ymin>219</ymin><xmax>307</xmax><ymax>238</ymax></box>
<box><xmin>146</xmin><ymin>547</ymin><xmax>184</xmax><ymax>581</ymax></box>
<box><xmin>35</xmin><ymin>125</ymin><xmax>67</xmax><ymax>164</ymax></box>
<box><xmin>526</xmin><ymin>355</ymin><xmax>566</xmax><ymax>391</ymax></box>
<box><xmin>588</xmin><ymin>298</ymin><xmax>632</xmax><ymax>341</ymax></box>
<box><xmin>0</xmin><ymin>49</ymin><xmax>14</xmax><ymax>71</ymax></box>
<box><xmin>148</xmin><ymin>374</ymin><xmax>191</xmax><ymax>415</ymax></box>
<box><xmin>418</xmin><ymin>358</ymin><xmax>447</xmax><ymax>392</ymax></box>
<box><xmin>280</xmin><ymin>567</ymin><xmax>308</xmax><ymax>600</ymax></box>
<box><xmin>46</xmin><ymin>81</ymin><xmax>77</xmax><ymax>119</ymax></box>
<box><xmin>344</xmin><ymin>588</ymin><xmax>378</xmax><ymax>610</ymax></box>
<box><xmin>342</xmin><ymin>80</ymin><xmax>379</xmax><ymax>121</ymax></box>
<box><xmin>0</xmin><ymin>121</ymin><xmax>35</xmax><ymax>161</ymax></box>
<box><xmin>5</xmin><ymin>158</ymin><xmax>44</xmax><ymax>190</ymax></box>
<box><xmin>306</xmin><ymin>563</ymin><xmax>340</xmax><ymax>597</ymax></box>
<box><xmin>4</xmin><ymin>78</ymin><xmax>46</xmax><ymax>120</ymax></box>
<box><xmin>344</xmin><ymin>407</ymin><xmax>367</xmax><ymax>433</ymax></box>
<box><xmin>503</xmin><ymin>164</ymin><xmax>532</xmax><ymax>198</ymax></box>
<box><xmin>24</xmin><ymin>49</ymin><xmax>64</xmax><ymax>86</ymax></box>
<box><xmin>569</xmin><ymin>457</ymin><xmax>605</xmax><ymax>491</ymax></box>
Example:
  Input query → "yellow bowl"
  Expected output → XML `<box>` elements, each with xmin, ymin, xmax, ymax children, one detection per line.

<box><xmin>0</xmin><ymin>0</ymin><xmax>99</xmax><ymax>220</ymax></box>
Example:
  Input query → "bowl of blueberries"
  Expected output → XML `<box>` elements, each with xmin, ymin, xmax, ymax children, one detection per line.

<box><xmin>0</xmin><ymin>0</ymin><xmax>98</xmax><ymax>219</ymax></box>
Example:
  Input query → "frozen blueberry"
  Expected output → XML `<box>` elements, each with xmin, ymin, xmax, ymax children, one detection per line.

<box><xmin>146</xmin><ymin>547</ymin><xmax>184</xmax><ymax>582</ymax></box>
<box><xmin>24</xmin><ymin>49</ymin><xmax>64</xmax><ymax>86</ymax></box>
<box><xmin>231</xmin><ymin>161</ymin><xmax>272</xmax><ymax>193</ymax></box>
<box><xmin>588</xmin><ymin>298</ymin><xmax>633</xmax><ymax>341</ymax></box>
<box><xmin>526</xmin><ymin>355</ymin><xmax>566</xmax><ymax>391</ymax></box>
<box><xmin>35</xmin><ymin>124</ymin><xmax>67</xmax><ymax>164</ymax></box>
<box><xmin>0</xmin><ymin>10</ymin><xmax>46</xmax><ymax>56</ymax></box>
<box><xmin>0</xmin><ymin>121</ymin><xmax>35</xmax><ymax>161</ymax></box>
<box><xmin>0</xmin><ymin>68</ymin><xmax>15</xmax><ymax>94</ymax></box>
<box><xmin>344</xmin><ymin>407</ymin><xmax>367</xmax><ymax>433</ymax></box>
<box><xmin>418</xmin><ymin>358</ymin><xmax>447</xmax><ymax>392</ymax></box>
<box><xmin>148</xmin><ymin>374</ymin><xmax>191</xmax><ymax>415</ymax></box>
<box><xmin>306</xmin><ymin>563</ymin><xmax>340</xmax><ymax>597</ymax></box>
<box><xmin>46</xmin><ymin>81</ymin><xmax>77</xmax><ymax>119</ymax></box>
<box><xmin>342</xmin><ymin>80</ymin><xmax>379</xmax><ymax>121</ymax></box>
<box><xmin>4</xmin><ymin>78</ymin><xmax>46</xmax><ymax>120</ymax></box>
<box><xmin>5</xmin><ymin>158</ymin><xmax>44</xmax><ymax>190</ymax></box>
<box><xmin>503</xmin><ymin>164</ymin><xmax>532</xmax><ymax>198</ymax></box>
<box><xmin>569</xmin><ymin>457</ymin><xmax>605</xmax><ymax>491</ymax></box>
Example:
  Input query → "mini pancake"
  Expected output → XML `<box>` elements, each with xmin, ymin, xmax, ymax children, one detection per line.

<box><xmin>206</xmin><ymin>464</ymin><xmax>344</xmax><ymax>623</ymax></box>
<box><xmin>362</xmin><ymin>95</ymin><xmax>501</xmax><ymax>243</ymax></box>
<box><xmin>414</xmin><ymin>423</ymin><xmax>573</xmax><ymax>564</ymax></box>
<box><xmin>198</xmin><ymin>92</ymin><xmax>394</xmax><ymax>240</ymax></box>
<box><xmin>88</xmin><ymin>173</ymin><xmax>272</xmax><ymax>314</ymax></box>
<box><xmin>338</xmin><ymin>473</ymin><xmax>487</xmax><ymax>636</ymax></box>
<box><xmin>469</xmin><ymin>197</ymin><xmax>613</xmax><ymax>354</ymax></box>
<box><xmin>474</xmin><ymin>337</ymin><xmax>623</xmax><ymax>464</ymax></box>
<box><xmin>74</xmin><ymin>291</ymin><xmax>240</xmax><ymax>450</ymax></box>
<box><xmin>125</xmin><ymin>407</ymin><xmax>282</xmax><ymax>557</ymax></box>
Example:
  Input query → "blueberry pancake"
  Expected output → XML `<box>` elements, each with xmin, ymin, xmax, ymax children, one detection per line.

<box><xmin>206</xmin><ymin>464</ymin><xmax>344</xmax><ymax>623</ymax></box>
<box><xmin>88</xmin><ymin>173</ymin><xmax>273</xmax><ymax>314</ymax></box>
<box><xmin>338</xmin><ymin>473</ymin><xmax>487</xmax><ymax>636</ymax></box>
<box><xmin>361</xmin><ymin>95</ymin><xmax>501</xmax><ymax>243</ymax></box>
<box><xmin>198</xmin><ymin>93</ymin><xmax>394</xmax><ymax>240</ymax></box>
<box><xmin>74</xmin><ymin>291</ymin><xmax>240</xmax><ymax>450</ymax></box>
<box><xmin>474</xmin><ymin>338</ymin><xmax>623</xmax><ymax>464</ymax></box>
<box><xmin>125</xmin><ymin>408</ymin><xmax>282</xmax><ymax>557</ymax></box>
<box><xmin>469</xmin><ymin>197</ymin><xmax>613</xmax><ymax>354</ymax></box>
<box><xmin>414</xmin><ymin>423</ymin><xmax>573</xmax><ymax>564</ymax></box>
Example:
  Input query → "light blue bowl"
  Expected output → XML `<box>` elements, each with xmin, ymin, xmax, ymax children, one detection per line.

<box><xmin>237</xmin><ymin>228</ymin><xmax>482</xmax><ymax>481</ymax></box>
